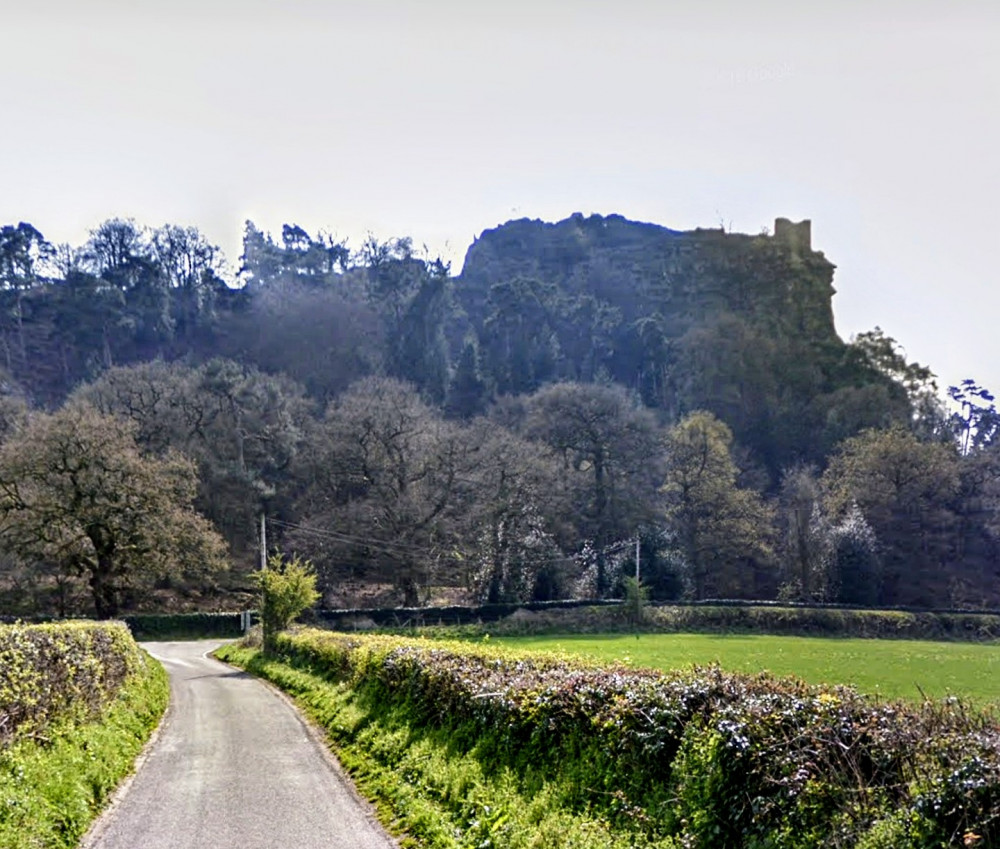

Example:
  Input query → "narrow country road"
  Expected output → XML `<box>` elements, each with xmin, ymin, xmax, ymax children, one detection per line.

<box><xmin>81</xmin><ymin>640</ymin><xmax>398</xmax><ymax>849</ymax></box>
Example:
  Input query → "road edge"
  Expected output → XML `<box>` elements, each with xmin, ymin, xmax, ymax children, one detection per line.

<box><xmin>77</xmin><ymin>649</ymin><xmax>175</xmax><ymax>849</ymax></box>
<box><xmin>212</xmin><ymin>645</ymin><xmax>401</xmax><ymax>848</ymax></box>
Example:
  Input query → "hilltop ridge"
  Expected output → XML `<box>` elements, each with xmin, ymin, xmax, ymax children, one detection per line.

<box><xmin>452</xmin><ymin>212</ymin><xmax>884</xmax><ymax>475</ymax></box>
<box><xmin>460</xmin><ymin>212</ymin><xmax>837</xmax><ymax>343</ymax></box>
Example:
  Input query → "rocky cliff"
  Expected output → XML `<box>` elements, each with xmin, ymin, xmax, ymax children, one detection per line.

<box><xmin>459</xmin><ymin>212</ymin><xmax>838</xmax><ymax>344</ymax></box>
<box><xmin>454</xmin><ymin>213</ymin><xmax>902</xmax><ymax>478</ymax></box>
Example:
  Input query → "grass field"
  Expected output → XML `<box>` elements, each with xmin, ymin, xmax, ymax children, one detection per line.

<box><xmin>494</xmin><ymin>632</ymin><xmax>1000</xmax><ymax>705</ymax></box>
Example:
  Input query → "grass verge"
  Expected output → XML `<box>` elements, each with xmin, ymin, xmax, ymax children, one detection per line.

<box><xmin>216</xmin><ymin>642</ymin><xmax>676</xmax><ymax>849</ymax></box>
<box><xmin>0</xmin><ymin>651</ymin><xmax>169</xmax><ymax>849</ymax></box>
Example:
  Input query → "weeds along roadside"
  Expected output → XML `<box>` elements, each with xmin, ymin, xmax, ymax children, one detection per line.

<box><xmin>218</xmin><ymin>628</ymin><xmax>1000</xmax><ymax>849</ymax></box>
<box><xmin>0</xmin><ymin>622</ymin><xmax>169</xmax><ymax>849</ymax></box>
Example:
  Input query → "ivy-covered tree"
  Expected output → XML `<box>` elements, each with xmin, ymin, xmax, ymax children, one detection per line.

<box><xmin>458</xmin><ymin>423</ymin><xmax>567</xmax><ymax>603</ymax></box>
<box><xmin>776</xmin><ymin>463</ymin><xmax>832</xmax><ymax>601</ymax></box>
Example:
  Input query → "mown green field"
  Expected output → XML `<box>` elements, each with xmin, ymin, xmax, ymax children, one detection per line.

<box><xmin>494</xmin><ymin>632</ymin><xmax>1000</xmax><ymax>705</ymax></box>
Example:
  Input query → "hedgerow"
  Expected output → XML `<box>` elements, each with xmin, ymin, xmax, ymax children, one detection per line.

<box><xmin>122</xmin><ymin>611</ymin><xmax>245</xmax><ymax>640</ymax></box>
<box><xmin>256</xmin><ymin>629</ymin><xmax>1000</xmax><ymax>848</ymax></box>
<box><xmin>0</xmin><ymin>621</ymin><xmax>168</xmax><ymax>849</ymax></box>
<box><xmin>469</xmin><ymin>603</ymin><xmax>1000</xmax><ymax>642</ymax></box>
<box><xmin>0</xmin><ymin>621</ymin><xmax>142</xmax><ymax>745</ymax></box>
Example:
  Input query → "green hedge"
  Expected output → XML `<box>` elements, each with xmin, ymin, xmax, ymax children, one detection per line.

<box><xmin>122</xmin><ymin>611</ymin><xmax>245</xmax><ymax>640</ymax></box>
<box><xmin>653</xmin><ymin>604</ymin><xmax>1000</xmax><ymax>640</ymax></box>
<box><xmin>0</xmin><ymin>621</ymin><xmax>141</xmax><ymax>745</ymax></box>
<box><xmin>259</xmin><ymin>629</ymin><xmax>1000</xmax><ymax>848</ymax></box>
<box><xmin>476</xmin><ymin>602</ymin><xmax>1000</xmax><ymax>641</ymax></box>
<box><xmin>0</xmin><ymin>638</ymin><xmax>168</xmax><ymax>848</ymax></box>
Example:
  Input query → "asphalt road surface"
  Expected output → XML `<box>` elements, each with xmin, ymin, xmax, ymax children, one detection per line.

<box><xmin>81</xmin><ymin>640</ymin><xmax>398</xmax><ymax>849</ymax></box>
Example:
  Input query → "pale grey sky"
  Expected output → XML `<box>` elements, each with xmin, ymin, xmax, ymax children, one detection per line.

<box><xmin>2</xmin><ymin>1</ymin><xmax>997</xmax><ymax>396</ymax></box>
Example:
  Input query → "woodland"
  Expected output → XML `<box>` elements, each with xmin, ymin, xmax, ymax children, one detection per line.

<box><xmin>0</xmin><ymin>213</ymin><xmax>997</xmax><ymax>617</ymax></box>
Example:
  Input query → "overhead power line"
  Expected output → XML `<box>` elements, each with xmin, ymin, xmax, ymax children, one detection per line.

<box><xmin>267</xmin><ymin>517</ymin><xmax>636</xmax><ymax>569</ymax></box>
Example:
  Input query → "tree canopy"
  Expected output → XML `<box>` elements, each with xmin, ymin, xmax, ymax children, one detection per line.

<box><xmin>661</xmin><ymin>411</ymin><xmax>775</xmax><ymax>598</ymax></box>
<box><xmin>0</xmin><ymin>211</ymin><xmax>998</xmax><ymax>614</ymax></box>
<box><xmin>822</xmin><ymin>426</ymin><xmax>960</xmax><ymax>606</ymax></box>
<box><xmin>0</xmin><ymin>405</ymin><xmax>227</xmax><ymax>617</ymax></box>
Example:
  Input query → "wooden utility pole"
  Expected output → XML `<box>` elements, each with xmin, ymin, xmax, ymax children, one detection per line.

<box><xmin>260</xmin><ymin>514</ymin><xmax>267</xmax><ymax>570</ymax></box>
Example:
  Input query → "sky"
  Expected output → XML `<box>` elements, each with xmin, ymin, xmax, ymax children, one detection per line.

<box><xmin>2</xmin><ymin>0</ymin><xmax>998</xmax><ymax>396</ymax></box>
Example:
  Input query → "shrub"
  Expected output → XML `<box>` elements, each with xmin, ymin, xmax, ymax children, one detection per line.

<box><xmin>253</xmin><ymin>553</ymin><xmax>320</xmax><ymax>654</ymax></box>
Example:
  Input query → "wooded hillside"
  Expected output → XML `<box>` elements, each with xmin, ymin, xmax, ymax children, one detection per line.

<box><xmin>0</xmin><ymin>213</ymin><xmax>996</xmax><ymax>615</ymax></box>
